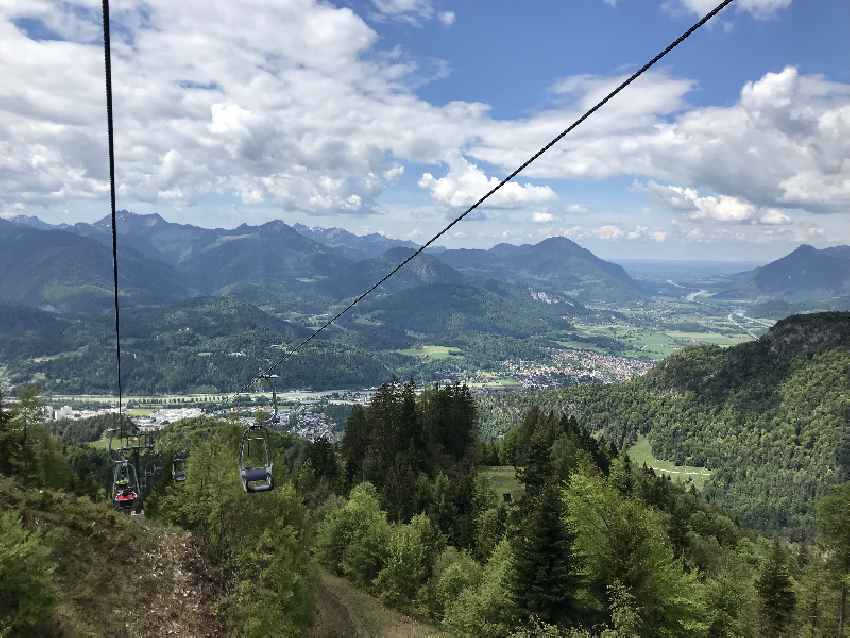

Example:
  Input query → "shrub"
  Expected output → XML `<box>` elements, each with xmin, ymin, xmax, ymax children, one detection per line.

<box><xmin>0</xmin><ymin>512</ymin><xmax>57</xmax><ymax>636</ymax></box>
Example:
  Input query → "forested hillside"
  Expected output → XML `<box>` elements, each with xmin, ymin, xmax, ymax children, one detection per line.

<box><xmin>5</xmin><ymin>381</ymin><xmax>850</xmax><ymax>636</ymax></box>
<box><xmin>479</xmin><ymin>312</ymin><xmax>850</xmax><ymax>532</ymax></box>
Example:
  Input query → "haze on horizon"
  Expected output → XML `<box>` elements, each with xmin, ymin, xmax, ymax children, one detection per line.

<box><xmin>1</xmin><ymin>0</ymin><xmax>848</xmax><ymax>261</ymax></box>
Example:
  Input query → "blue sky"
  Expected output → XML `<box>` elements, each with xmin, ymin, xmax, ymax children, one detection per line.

<box><xmin>1</xmin><ymin>0</ymin><xmax>848</xmax><ymax>261</ymax></box>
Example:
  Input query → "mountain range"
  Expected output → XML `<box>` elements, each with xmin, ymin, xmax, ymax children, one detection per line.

<box><xmin>4</xmin><ymin>211</ymin><xmax>849</xmax><ymax>319</ymax></box>
<box><xmin>0</xmin><ymin>211</ymin><xmax>645</xmax><ymax>314</ymax></box>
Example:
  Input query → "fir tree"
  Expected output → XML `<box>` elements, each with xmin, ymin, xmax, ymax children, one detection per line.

<box><xmin>511</xmin><ymin>481</ymin><xmax>578</xmax><ymax>625</ymax></box>
<box><xmin>755</xmin><ymin>541</ymin><xmax>796</xmax><ymax>636</ymax></box>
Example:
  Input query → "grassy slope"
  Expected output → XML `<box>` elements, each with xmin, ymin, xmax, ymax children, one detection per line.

<box><xmin>627</xmin><ymin>435</ymin><xmax>712</xmax><ymax>491</ymax></box>
<box><xmin>312</xmin><ymin>571</ymin><xmax>451</xmax><ymax>638</ymax></box>
<box><xmin>0</xmin><ymin>478</ymin><xmax>223</xmax><ymax>637</ymax></box>
<box><xmin>479</xmin><ymin>465</ymin><xmax>523</xmax><ymax>501</ymax></box>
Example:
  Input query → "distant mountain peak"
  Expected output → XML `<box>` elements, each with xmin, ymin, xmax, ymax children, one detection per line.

<box><xmin>94</xmin><ymin>210</ymin><xmax>167</xmax><ymax>227</ymax></box>
<box><xmin>790</xmin><ymin>243</ymin><xmax>817</xmax><ymax>255</ymax></box>
<box><xmin>1</xmin><ymin>214</ymin><xmax>63</xmax><ymax>230</ymax></box>
<box><xmin>746</xmin><ymin>243</ymin><xmax>850</xmax><ymax>298</ymax></box>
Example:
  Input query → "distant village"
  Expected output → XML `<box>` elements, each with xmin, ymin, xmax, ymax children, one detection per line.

<box><xmin>40</xmin><ymin>389</ymin><xmax>378</xmax><ymax>443</ymax></box>
<box><xmin>35</xmin><ymin>346</ymin><xmax>654</xmax><ymax>438</ymax></box>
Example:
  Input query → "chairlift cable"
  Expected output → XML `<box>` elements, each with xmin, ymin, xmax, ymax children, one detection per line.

<box><xmin>223</xmin><ymin>0</ymin><xmax>735</xmax><ymax>408</ymax></box>
<box><xmin>100</xmin><ymin>0</ymin><xmax>124</xmax><ymax>434</ymax></box>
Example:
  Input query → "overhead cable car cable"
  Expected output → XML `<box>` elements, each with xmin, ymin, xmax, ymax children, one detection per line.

<box><xmin>224</xmin><ymin>0</ymin><xmax>735</xmax><ymax>408</ymax></box>
<box><xmin>101</xmin><ymin>0</ymin><xmax>124</xmax><ymax>434</ymax></box>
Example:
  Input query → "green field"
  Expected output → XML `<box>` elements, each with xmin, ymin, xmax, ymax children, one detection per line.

<box><xmin>555</xmin><ymin>339</ymin><xmax>606</xmax><ymax>353</ymax></box>
<box><xmin>395</xmin><ymin>344</ymin><xmax>463</xmax><ymax>361</ymax></box>
<box><xmin>570</xmin><ymin>321</ymin><xmax>752</xmax><ymax>360</ymax></box>
<box><xmin>627</xmin><ymin>435</ymin><xmax>711</xmax><ymax>490</ymax></box>
<box><xmin>665</xmin><ymin>330</ymin><xmax>751</xmax><ymax>346</ymax></box>
<box><xmin>479</xmin><ymin>465</ymin><xmax>522</xmax><ymax>500</ymax></box>
<box><xmin>89</xmin><ymin>437</ymin><xmax>110</xmax><ymax>450</ymax></box>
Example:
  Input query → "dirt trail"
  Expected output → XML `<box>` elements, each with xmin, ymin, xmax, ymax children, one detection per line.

<box><xmin>133</xmin><ymin>525</ymin><xmax>223</xmax><ymax>637</ymax></box>
<box><xmin>311</xmin><ymin>572</ymin><xmax>450</xmax><ymax>638</ymax></box>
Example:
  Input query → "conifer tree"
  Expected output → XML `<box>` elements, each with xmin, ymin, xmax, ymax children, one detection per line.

<box><xmin>755</xmin><ymin>541</ymin><xmax>796</xmax><ymax>636</ymax></box>
<box><xmin>816</xmin><ymin>482</ymin><xmax>850</xmax><ymax>635</ymax></box>
<box><xmin>511</xmin><ymin>481</ymin><xmax>578</xmax><ymax>625</ymax></box>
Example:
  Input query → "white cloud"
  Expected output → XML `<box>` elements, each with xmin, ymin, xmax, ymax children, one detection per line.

<box><xmin>645</xmin><ymin>181</ymin><xmax>795</xmax><ymax>226</ymax></box>
<box><xmin>437</xmin><ymin>11</ymin><xmax>455</xmax><ymax>26</ymax></box>
<box><xmin>383</xmin><ymin>165</ymin><xmax>405</xmax><ymax>181</ymax></box>
<box><xmin>531</xmin><ymin>211</ymin><xmax>556</xmax><ymax>224</ymax></box>
<box><xmin>626</xmin><ymin>225</ymin><xmax>668</xmax><ymax>242</ymax></box>
<box><xmin>470</xmin><ymin>67</ymin><xmax>850</xmax><ymax>217</ymax></box>
<box><xmin>370</xmin><ymin>0</ymin><xmax>453</xmax><ymax>26</ymax></box>
<box><xmin>1</xmin><ymin>0</ymin><xmax>847</xmax><ymax>252</ymax></box>
<box><xmin>675</xmin><ymin>0</ymin><xmax>791</xmax><ymax>19</ymax></box>
<box><xmin>758</xmin><ymin>209</ymin><xmax>792</xmax><ymax>226</ymax></box>
<box><xmin>418</xmin><ymin>156</ymin><xmax>556</xmax><ymax>209</ymax></box>
<box><xmin>0</xmin><ymin>0</ymin><xmax>478</xmax><ymax>215</ymax></box>
<box><xmin>592</xmin><ymin>225</ymin><xmax>625</xmax><ymax>240</ymax></box>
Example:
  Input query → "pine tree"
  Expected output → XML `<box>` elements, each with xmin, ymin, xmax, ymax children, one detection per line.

<box><xmin>511</xmin><ymin>481</ymin><xmax>578</xmax><ymax>625</ymax></box>
<box><xmin>755</xmin><ymin>541</ymin><xmax>796</xmax><ymax>636</ymax></box>
<box><xmin>816</xmin><ymin>482</ymin><xmax>850</xmax><ymax>636</ymax></box>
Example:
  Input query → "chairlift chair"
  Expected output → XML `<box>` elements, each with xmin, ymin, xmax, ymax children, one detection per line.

<box><xmin>238</xmin><ymin>424</ymin><xmax>274</xmax><ymax>493</ymax></box>
<box><xmin>172</xmin><ymin>455</ymin><xmax>187</xmax><ymax>482</ymax></box>
<box><xmin>111</xmin><ymin>459</ymin><xmax>141</xmax><ymax>512</ymax></box>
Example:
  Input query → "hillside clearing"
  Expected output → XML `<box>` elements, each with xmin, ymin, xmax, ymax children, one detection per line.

<box><xmin>627</xmin><ymin>435</ymin><xmax>711</xmax><ymax>490</ymax></box>
<box><xmin>395</xmin><ymin>344</ymin><xmax>463</xmax><ymax>361</ymax></box>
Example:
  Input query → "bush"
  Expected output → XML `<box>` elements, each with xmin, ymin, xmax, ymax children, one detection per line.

<box><xmin>421</xmin><ymin>546</ymin><xmax>483</xmax><ymax>621</ymax></box>
<box><xmin>317</xmin><ymin>482</ymin><xmax>391</xmax><ymax>587</ymax></box>
<box><xmin>0</xmin><ymin>512</ymin><xmax>57</xmax><ymax>636</ymax></box>
<box><xmin>444</xmin><ymin>539</ymin><xmax>518</xmax><ymax>637</ymax></box>
<box><xmin>375</xmin><ymin>513</ymin><xmax>441</xmax><ymax>610</ymax></box>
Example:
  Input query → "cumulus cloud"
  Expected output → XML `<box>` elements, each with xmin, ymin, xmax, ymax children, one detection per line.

<box><xmin>627</xmin><ymin>226</ymin><xmax>668</xmax><ymax>242</ymax></box>
<box><xmin>370</xmin><ymin>0</ymin><xmax>454</xmax><ymax>26</ymax></box>
<box><xmin>1</xmin><ymin>0</ymin><xmax>847</xmax><ymax>250</ymax></box>
<box><xmin>418</xmin><ymin>156</ymin><xmax>557</xmax><ymax>209</ymax></box>
<box><xmin>437</xmin><ymin>11</ymin><xmax>455</xmax><ymax>26</ymax></box>
<box><xmin>471</xmin><ymin>67</ymin><xmax>850</xmax><ymax>217</ymax></box>
<box><xmin>531</xmin><ymin>211</ymin><xmax>556</xmax><ymax>224</ymax></box>
<box><xmin>592</xmin><ymin>225</ymin><xmax>625</xmax><ymax>240</ymax></box>
<box><xmin>644</xmin><ymin>181</ymin><xmax>795</xmax><ymax>226</ymax></box>
<box><xmin>0</xmin><ymin>0</ymin><xmax>480</xmax><ymax>215</ymax></box>
<box><xmin>547</xmin><ymin>223</ymin><xmax>667</xmax><ymax>242</ymax></box>
<box><xmin>675</xmin><ymin>0</ymin><xmax>791</xmax><ymax>19</ymax></box>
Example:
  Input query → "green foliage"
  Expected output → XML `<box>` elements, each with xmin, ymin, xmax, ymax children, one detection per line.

<box><xmin>158</xmin><ymin>422</ymin><xmax>316</xmax><ymax>636</ymax></box>
<box><xmin>0</xmin><ymin>386</ymin><xmax>72</xmax><ymax>491</ymax></box>
<box><xmin>375</xmin><ymin>513</ymin><xmax>442</xmax><ymax>610</ymax></box>
<box><xmin>48</xmin><ymin>413</ymin><xmax>133</xmax><ymax>444</ymax></box>
<box><xmin>316</xmin><ymin>482</ymin><xmax>391</xmax><ymax>587</ymax></box>
<box><xmin>0</xmin><ymin>512</ymin><xmax>57</xmax><ymax>636</ymax></box>
<box><xmin>228</xmin><ymin>488</ymin><xmax>316</xmax><ymax>638</ymax></box>
<box><xmin>755</xmin><ymin>542</ymin><xmax>796</xmax><ymax>636</ymax></box>
<box><xmin>443</xmin><ymin>538</ymin><xmax>519</xmax><ymax>637</ymax></box>
<box><xmin>816</xmin><ymin>482</ymin><xmax>850</xmax><ymax>635</ymax></box>
<box><xmin>421</xmin><ymin>547</ymin><xmax>483</xmax><ymax>621</ymax></box>
<box><xmin>342</xmin><ymin>381</ymin><xmax>480</xmax><ymax>545</ymax></box>
<box><xmin>512</xmin><ymin>480</ymin><xmax>578</xmax><ymax>626</ymax></box>
<box><xmin>479</xmin><ymin>313</ymin><xmax>850</xmax><ymax>533</ymax></box>
<box><xmin>565</xmin><ymin>471</ymin><xmax>709</xmax><ymax>636</ymax></box>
